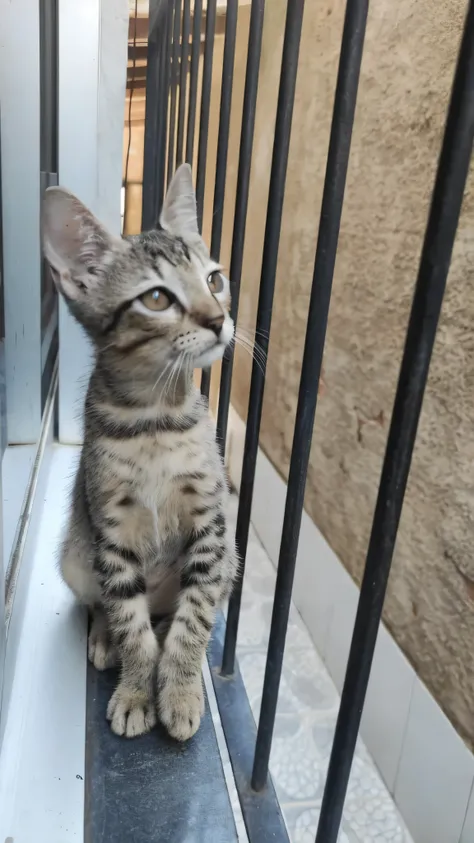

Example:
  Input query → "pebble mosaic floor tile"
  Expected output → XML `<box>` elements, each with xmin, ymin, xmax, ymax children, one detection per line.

<box><xmin>225</xmin><ymin>497</ymin><xmax>414</xmax><ymax>843</ymax></box>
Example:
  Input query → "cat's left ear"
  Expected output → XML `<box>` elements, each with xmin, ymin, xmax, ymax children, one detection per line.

<box><xmin>159</xmin><ymin>163</ymin><xmax>198</xmax><ymax>237</ymax></box>
<box><xmin>42</xmin><ymin>187</ymin><xmax>123</xmax><ymax>301</ymax></box>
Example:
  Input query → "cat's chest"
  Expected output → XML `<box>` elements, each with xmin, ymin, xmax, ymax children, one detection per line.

<box><xmin>137</xmin><ymin>448</ymin><xmax>192</xmax><ymax>560</ymax></box>
<box><xmin>133</xmin><ymin>444</ymin><xmax>182</xmax><ymax>505</ymax></box>
<box><xmin>107</xmin><ymin>430</ymin><xmax>211</xmax><ymax>541</ymax></box>
<box><xmin>130</xmin><ymin>438</ymin><xmax>200</xmax><ymax>529</ymax></box>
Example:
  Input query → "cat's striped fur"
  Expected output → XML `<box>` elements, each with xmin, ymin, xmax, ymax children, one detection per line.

<box><xmin>43</xmin><ymin>165</ymin><xmax>238</xmax><ymax>740</ymax></box>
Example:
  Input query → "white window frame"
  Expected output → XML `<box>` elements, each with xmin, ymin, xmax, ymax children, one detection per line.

<box><xmin>0</xmin><ymin>0</ymin><xmax>43</xmax><ymax>445</ymax></box>
<box><xmin>58</xmin><ymin>0</ymin><xmax>129</xmax><ymax>443</ymax></box>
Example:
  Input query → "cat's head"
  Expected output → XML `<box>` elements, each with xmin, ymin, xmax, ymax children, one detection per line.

<box><xmin>42</xmin><ymin>164</ymin><xmax>234</xmax><ymax>373</ymax></box>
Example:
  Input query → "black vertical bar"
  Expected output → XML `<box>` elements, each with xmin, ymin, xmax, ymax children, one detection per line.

<box><xmin>210</xmin><ymin>0</ymin><xmax>238</xmax><ymax>258</ymax></box>
<box><xmin>199</xmin><ymin>361</ymin><xmax>212</xmax><ymax>399</ymax></box>
<box><xmin>215</xmin><ymin>0</ymin><xmax>266</xmax><ymax>455</ymax></box>
<box><xmin>39</xmin><ymin>0</ymin><xmax>59</xmax><ymax>409</ymax></box>
<box><xmin>186</xmin><ymin>0</ymin><xmax>202</xmax><ymax>166</ymax></box>
<box><xmin>315</xmin><ymin>4</ymin><xmax>474</xmax><ymax>841</ymax></box>
<box><xmin>176</xmin><ymin>0</ymin><xmax>191</xmax><ymax>167</ymax></box>
<box><xmin>0</xmin><ymin>113</ymin><xmax>4</xmax><ymax>343</ymax></box>
<box><xmin>221</xmin><ymin>0</ymin><xmax>306</xmax><ymax>677</ymax></box>
<box><xmin>167</xmin><ymin>0</ymin><xmax>182</xmax><ymax>187</ymax></box>
<box><xmin>155</xmin><ymin>17</ymin><xmax>166</xmax><ymax>216</ymax></box>
<box><xmin>196</xmin><ymin>0</ymin><xmax>217</xmax><ymax>229</ymax></box>
<box><xmin>143</xmin><ymin>0</ymin><xmax>162</xmax><ymax>229</ymax></box>
<box><xmin>39</xmin><ymin>0</ymin><xmax>58</xmax><ymax>175</ymax></box>
<box><xmin>200</xmin><ymin>0</ymin><xmax>239</xmax><ymax>399</ymax></box>
<box><xmin>251</xmin><ymin>0</ymin><xmax>369</xmax><ymax>792</ymax></box>
<box><xmin>157</xmin><ymin>1</ymin><xmax>174</xmax><ymax>214</ymax></box>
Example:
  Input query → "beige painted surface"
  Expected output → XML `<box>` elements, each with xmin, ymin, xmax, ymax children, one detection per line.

<box><xmin>217</xmin><ymin>0</ymin><xmax>474</xmax><ymax>748</ymax></box>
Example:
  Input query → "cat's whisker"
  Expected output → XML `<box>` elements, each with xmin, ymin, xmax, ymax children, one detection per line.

<box><xmin>162</xmin><ymin>356</ymin><xmax>180</xmax><ymax>403</ymax></box>
<box><xmin>236</xmin><ymin>324</ymin><xmax>270</xmax><ymax>340</ymax></box>
<box><xmin>172</xmin><ymin>352</ymin><xmax>186</xmax><ymax>403</ymax></box>
<box><xmin>152</xmin><ymin>360</ymin><xmax>173</xmax><ymax>394</ymax></box>
<box><xmin>169</xmin><ymin>358</ymin><xmax>178</xmax><ymax>404</ymax></box>
<box><xmin>169</xmin><ymin>355</ymin><xmax>183</xmax><ymax>403</ymax></box>
<box><xmin>233</xmin><ymin>336</ymin><xmax>266</xmax><ymax>377</ymax></box>
<box><xmin>235</xmin><ymin>325</ymin><xmax>268</xmax><ymax>348</ymax></box>
<box><xmin>234</xmin><ymin>331</ymin><xmax>268</xmax><ymax>368</ymax></box>
<box><xmin>170</xmin><ymin>354</ymin><xmax>179</xmax><ymax>403</ymax></box>
<box><xmin>238</xmin><ymin>338</ymin><xmax>268</xmax><ymax>364</ymax></box>
<box><xmin>235</xmin><ymin>337</ymin><xmax>268</xmax><ymax>364</ymax></box>
<box><xmin>234</xmin><ymin>341</ymin><xmax>265</xmax><ymax>377</ymax></box>
<box><xmin>235</xmin><ymin>329</ymin><xmax>267</xmax><ymax>355</ymax></box>
<box><xmin>156</xmin><ymin>363</ymin><xmax>176</xmax><ymax>401</ymax></box>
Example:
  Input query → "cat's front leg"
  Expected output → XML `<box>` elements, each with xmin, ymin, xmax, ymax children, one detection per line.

<box><xmin>88</xmin><ymin>606</ymin><xmax>118</xmax><ymax>671</ymax></box>
<box><xmin>158</xmin><ymin>509</ymin><xmax>238</xmax><ymax>741</ymax></box>
<box><xmin>94</xmin><ymin>530</ymin><xmax>158</xmax><ymax>738</ymax></box>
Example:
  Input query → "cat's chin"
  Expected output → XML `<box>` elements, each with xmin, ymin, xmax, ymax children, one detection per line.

<box><xmin>193</xmin><ymin>344</ymin><xmax>226</xmax><ymax>369</ymax></box>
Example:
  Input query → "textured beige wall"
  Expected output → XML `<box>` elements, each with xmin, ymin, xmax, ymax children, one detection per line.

<box><xmin>214</xmin><ymin>0</ymin><xmax>474</xmax><ymax>748</ymax></box>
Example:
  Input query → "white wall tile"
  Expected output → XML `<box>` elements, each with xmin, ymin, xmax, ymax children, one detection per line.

<box><xmin>360</xmin><ymin>624</ymin><xmax>415</xmax><ymax>793</ymax></box>
<box><xmin>294</xmin><ymin>508</ymin><xmax>353</xmax><ymax>661</ymax></box>
<box><xmin>322</xmin><ymin>564</ymin><xmax>359</xmax><ymax>692</ymax></box>
<box><xmin>395</xmin><ymin>679</ymin><xmax>474</xmax><ymax>843</ymax></box>
<box><xmin>252</xmin><ymin>447</ymin><xmax>286</xmax><ymax>566</ymax></box>
<box><xmin>226</xmin><ymin>405</ymin><xmax>246</xmax><ymax>491</ymax></box>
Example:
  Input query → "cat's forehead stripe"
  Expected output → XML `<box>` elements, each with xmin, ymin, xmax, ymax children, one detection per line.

<box><xmin>138</xmin><ymin>231</ymin><xmax>191</xmax><ymax>267</ymax></box>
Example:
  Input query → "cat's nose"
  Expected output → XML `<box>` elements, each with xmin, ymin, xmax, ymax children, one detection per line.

<box><xmin>206</xmin><ymin>314</ymin><xmax>225</xmax><ymax>337</ymax></box>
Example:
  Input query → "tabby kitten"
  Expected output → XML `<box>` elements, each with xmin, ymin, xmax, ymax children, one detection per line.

<box><xmin>43</xmin><ymin>164</ymin><xmax>238</xmax><ymax>741</ymax></box>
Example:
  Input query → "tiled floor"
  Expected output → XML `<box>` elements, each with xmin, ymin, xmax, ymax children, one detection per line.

<box><xmin>229</xmin><ymin>496</ymin><xmax>414</xmax><ymax>843</ymax></box>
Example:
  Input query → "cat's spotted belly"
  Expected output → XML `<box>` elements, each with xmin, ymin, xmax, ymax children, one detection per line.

<box><xmin>146</xmin><ymin>562</ymin><xmax>181</xmax><ymax>616</ymax></box>
<box><xmin>143</xmin><ymin>501</ymin><xmax>187</xmax><ymax>616</ymax></box>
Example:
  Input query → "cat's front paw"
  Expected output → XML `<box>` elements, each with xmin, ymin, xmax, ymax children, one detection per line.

<box><xmin>88</xmin><ymin>623</ymin><xmax>117</xmax><ymax>671</ymax></box>
<box><xmin>158</xmin><ymin>678</ymin><xmax>204</xmax><ymax>741</ymax></box>
<box><xmin>107</xmin><ymin>683</ymin><xmax>156</xmax><ymax>738</ymax></box>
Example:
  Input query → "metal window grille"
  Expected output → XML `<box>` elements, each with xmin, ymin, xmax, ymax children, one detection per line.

<box><xmin>142</xmin><ymin>2</ymin><xmax>474</xmax><ymax>841</ymax></box>
<box><xmin>0</xmin><ymin>111</ymin><xmax>8</xmax><ymax>735</ymax></box>
<box><xmin>39</xmin><ymin>0</ymin><xmax>59</xmax><ymax>407</ymax></box>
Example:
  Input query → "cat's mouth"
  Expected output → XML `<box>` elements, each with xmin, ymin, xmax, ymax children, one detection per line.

<box><xmin>191</xmin><ymin>321</ymin><xmax>234</xmax><ymax>369</ymax></box>
<box><xmin>193</xmin><ymin>342</ymin><xmax>226</xmax><ymax>369</ymax></box>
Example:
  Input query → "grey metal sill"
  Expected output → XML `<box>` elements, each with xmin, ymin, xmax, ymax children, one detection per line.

<box><xmin>85</xmin><ymin>659</ymin><xmax>239</xmax><ymax>843</ymax></box>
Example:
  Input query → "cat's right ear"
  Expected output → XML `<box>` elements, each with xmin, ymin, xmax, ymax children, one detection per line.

<box><xmin>159</xmin><ymin>164</ymin><xmax>199</xmax><ymax>237</ymax></box>
<box><xmin>42</xmin><ymin>187</ymin><xmax>122</xmax><ymax>301</ymax></box>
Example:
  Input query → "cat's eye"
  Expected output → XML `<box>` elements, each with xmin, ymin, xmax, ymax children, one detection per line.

<box><xmin>140</xmin><ymin>288</ymin><xmax>172</xmax><ymax>312</ymax></box>
<box><xmin>207</xmin><ymin>271</ymin><xmax>224</xmax><ymax>295</ymax></box>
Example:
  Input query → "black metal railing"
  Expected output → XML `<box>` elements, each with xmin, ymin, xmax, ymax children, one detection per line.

<box><xmin>39</xmin><ymin>0</ymin><xmax>59</xmax><ymax>407</ymax></box>
<box><xmin>142</xmin><ymin>1</ymin><xmax>474</xmax><ymax>841</ymax></box>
